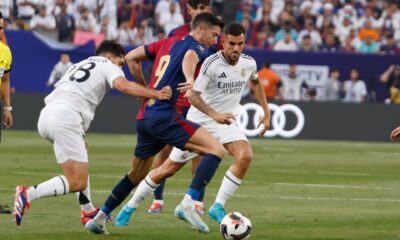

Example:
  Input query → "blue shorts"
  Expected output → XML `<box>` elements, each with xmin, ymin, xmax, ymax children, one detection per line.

<box><xmin>135</xmin><ymin>114</ymin><xmax>200</xmax><ymax>159</ymax></box>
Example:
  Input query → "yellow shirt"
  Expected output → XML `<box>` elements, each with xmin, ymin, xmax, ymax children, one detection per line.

<box><xmin>0</xmin><ymin>41</ymin><xmax>12</xmax><ymax>87</ymax></box>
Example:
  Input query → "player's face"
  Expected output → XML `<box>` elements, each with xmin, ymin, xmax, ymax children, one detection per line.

<box><xmin>201</xmin><ymin>24</ymin><xmax>221</xmax><ymax>48</ymax></box>
<box><xmin>188</xmin><ymin>4</ymin><xmax>210</xmax><ymax>20</ymax></box>
<box><xmin>0</xmin><ymin>19</ymin><xmax>4</xmax><ymax>40</ymax></box>
<box><xmin>223</xmin><ymin>34</ymin><xmax>245</xmax><ymax>63</ymax></box>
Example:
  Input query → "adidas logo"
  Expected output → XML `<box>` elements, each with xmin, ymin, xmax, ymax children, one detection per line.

<box><xmin>218</xmin><ymin>72</ymin><xmax>227</xmax><ymax>78</ymax></box>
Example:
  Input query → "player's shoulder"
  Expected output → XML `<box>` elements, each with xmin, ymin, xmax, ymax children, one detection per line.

<box><xmin>202</xmin><ymin>52</ymin><xmax>222</xmax><ymax>69</ymax></box>
<box><xmin>240</xmin><ymin>53</ymin><xmax>257</xmax><ymax>67</ymax></box>
<box><xmin>168</xmin><ymin>23</ymin><xmax>189</xmax><ymax>37</ymax></box>
<box><xmin>240</xmin><ymin>53</ymin><xmax>256</xmax><ymax>63</ymax></box>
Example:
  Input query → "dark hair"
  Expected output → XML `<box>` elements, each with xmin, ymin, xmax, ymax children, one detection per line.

<box><xmin>192</xmin><ymin>12</ymin><xmax>224</xmax><ymax>30</ymax></box>
<box><xmin>264</xmin><ymin>60</ymin><xmax>271</xmax><ymax>68</ymax></box>
<box><xmin>0</xmin><ymin>11</ymin><xmax>3</xmax><ymax>19</ymax></box>
<box><xmin>224</xmin><ymin>22</ymin><xmax>245</xmax><ymax>36</ymax></box>
<box><xmin>95</xmin><ymin>40</ymin><xmax>125</xmax><ymax>57</ymax></box>
<box><xmin>188</xmin><ymin>0</ymin><xmax>209</xmax><ymax>8</ymax></box>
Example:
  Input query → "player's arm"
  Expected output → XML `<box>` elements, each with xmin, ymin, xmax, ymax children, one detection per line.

<box><xmin>178</xmin><ymin>50</ymin><xmax>200</xmax><ymax>97</ymax></box>
<box><xmin>112</xmin><ymin>76</ymin><xmax>172</xmax><ymax>100</ymax></box>
<box><xmin>125</xmin><ymin>46</ymin><xmax>148</xmax><ymax>87</ymax></box>
<box><xmin>250</xmin><ymin>78</ymin><xmax>270</xmax><ymax>136</ymax></box>
<box><xmin>1</xmin><ymin>72</ymin><xmax>13</xmax><ymax>128</ymax></box>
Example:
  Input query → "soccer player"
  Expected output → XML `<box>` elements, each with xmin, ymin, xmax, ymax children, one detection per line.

<box><xmin>0</xmin><ymin>11</ymin><xmax>13</xmax><ymax>129</ymax></box>
<box><xmin>85</xmin><ymin>12</ymin><xmax>225</xmax><ymax>234</ymax></box>
<box><xmin>13</xmin><ymin>40</ymin><xmax>173</xmax><ymax>226</ymax></box>
<box><xmin>148</xmin><ymin>0</ymin><xmax>212</xmax><ymax>215</ymax></box>
<box><xmin>114</xmin><ymin>22</ymin><xmax>270</xmax><ymax>230</ymax></box>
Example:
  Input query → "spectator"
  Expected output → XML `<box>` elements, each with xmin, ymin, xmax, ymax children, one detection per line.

<box><xmin>322</xmin><ymin>68</ymin><xmax>341</xmax><ymax>101</ymax></box>
<box><xmin>343</xmin><ymin>68</ymin><xmax>367</xmax><ymax>103</ymax></box>
<box><xmin>359</xmin><ymin>20</ymin><xmax>379</xmax><ymax>42</ymax></box>
<box><xmin>296</xmin><ymin>0</ymin><xmax>315</xmax><ymax>29</ymax></box>
<box><xmin>341</xmin><ymin>36</ymin><xmax>356</xmax><ymax>53</ymax></box>
<box><xmin>357</xmin><ymin>34</ymin><xmax>380</xmax><ymax>54</ymax></box>
<box><xmin>0</xmin><ymin>0</ymin><xmax>13</xmax><ymax>25</ymax></box>
<box><xmin>381</xmin><ymin>65</ymin><xmax>400</xmax><ymax>105</ymax></box>
<box><xmin>76</xmin><ymin>7</ymin><xmax>97</xmax><ymax>32</ymax></box>
<box><xmin>46</xmin><ymin>53</ymin><xmax>73</xmax><ymax>87</ymax></box>
<box><xmin>274</xmin><ymin>19</ymin><xmax>298</xmax><ymax>43</ymax></box>
<box><xmin>158</xmin><ymin>1</ymin><xmax>184</xmax><ymax>35</ymax></box>
<box><xmin>380</xmin><ymin>33</ymin><xmax>400</xmax><ymax>54</ymax></box>
<box><xmin>336</xmin><ymin>16</ymin><xmax>356</xmax><ymax>45</ymax></box>
<box><xmin>320</xmin><ymin>33</ymin><xmax>340</xmax><ymax>52</ymax></box>
<box><xmin>258</xmin><ymin>60</ymin><xmax>281</xmax><ymax>100</ymax></box>
<box><xmin>297</xmin><ymin>20</ymin><xmax>322</xmax><ymax>46</ymax></box>
<box><xmin>55</xmin><ymin>4</ymin><xmax>75</xmax><ymax>42</ymax></box>
<box><xmin>30</xmin><ymin>5</ymin><xmax>57</xmax><ymax>36</ymax></box>
<box><xmin>299</xmin><ymin>34</ymin><xmax>318</xmax><ymax>52</ymax></box>
<box><xmin>274</xmin><ymin>30</ymin><xmax>298</xmax><ymax>51</ymax></box>
<box><xmin>118</xmin><ymin>20</ymin><xmax>135</xmax><ymax>46</ymax></box>
<box><xmin>17</xmin><ymin>0</ymin><xmax>38</xmax><ymax>23</ymax></box>
<box><xmin>316</xmin><ymin>3</ymin><xmax>337</xmax><ymax>30</ymax></box>
<box><xmin>96</xmin><ymin>15</ymin><xmax>118</xmax><ymax>41</ymax></box>
<box><xmin>155</xmin><ymin>0</ymin><xmax>181</xmax><ymax>26</ymax></box>
<box><xmin>279</xmin><ymin>64</ymin><xmax>309</xmax><ymax>101</ymax></box>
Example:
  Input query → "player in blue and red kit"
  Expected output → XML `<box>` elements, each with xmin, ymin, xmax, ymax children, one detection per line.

<box><xmin>85</xmin><ymin>13</ymin><xmax>227</xmax><ymax>234</ymax></box>
<box><xmin>148</xmin><ymin>0</ymin><xmax>222</xmax><ymax>214</ymax></box>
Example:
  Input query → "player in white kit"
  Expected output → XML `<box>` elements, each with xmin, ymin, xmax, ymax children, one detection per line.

<box><xmin>114</xmin><ymin>22</ymin><xmax>270</xmax><ymax>230</ymax></box>
<box><xmin>13</xmin><ymin>41</ymin><xmax>172</xmax><ymax>226</ymax></box>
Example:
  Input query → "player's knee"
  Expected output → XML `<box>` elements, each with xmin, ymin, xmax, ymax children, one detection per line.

<box><xmin>66</xmin><ymin>175</ymin><xmax>87</xmax><ymax>192</ymax></box>
<box><xmin>212</xmin><ymin>144</ymin><xmax>225</xmax><ymax>158</ymax></box>
<box><xmin>237</xmin><ymin>153</ymin><xmax>252</xmax><ymax>169</ymax></box>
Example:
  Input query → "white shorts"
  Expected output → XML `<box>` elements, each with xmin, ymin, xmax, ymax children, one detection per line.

<box><xmin>37</xmin><ymin>105</ymin><xmax>88</xmax><ymax>164</ymax></box>
<box><xmin>169</xmin><ymin>121</ymin><xmax>248</xmax><ymax>163</ymax></box>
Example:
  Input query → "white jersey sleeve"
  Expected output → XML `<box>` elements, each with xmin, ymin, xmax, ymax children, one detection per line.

<box><xmin>104</xmin><ymin>62</ymin><xmax>125</xmax><ymax>88</ymax></box>
<box><xmin>249</xmin><ymin>59</ymin><xmax>258</xmax><ymax>81</ymax></box>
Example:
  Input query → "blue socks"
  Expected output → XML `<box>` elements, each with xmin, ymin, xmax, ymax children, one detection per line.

<box><xmin>101</xmin><ymin>175</ymin><xmax>136</xmax><ymax>215</ymax></box>
<box><xmin>187</xmin><ymin>153</ymin><xmax>221</xmax><ymax>201</ymax></box>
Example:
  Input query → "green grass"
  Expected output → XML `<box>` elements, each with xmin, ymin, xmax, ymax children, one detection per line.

<box><xmin>1</xmin><ymin>130</ymin><xmax>400</xmax><ymax>239</ymax></box>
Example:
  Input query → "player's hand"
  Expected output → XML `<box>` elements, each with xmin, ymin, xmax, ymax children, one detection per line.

<box><xmin>211</xmin><ymin>112</ymin><xmax>235</xmax><ymax>125</ymax></box>
<box><xmin>257</xmin><ymin>114</ymin><xmax>270</xmax><ymax>137</ymax></box>
<box><xmin>390</xmin><ymin>126</ymin><xmax>400</xmax><ymax>141</ymax></box>
<box><xmin>177</xmin><ymin>82</ymin><xmax>193</xmax><ymax>98</ymax></box>
<box><xmin>3</xmin><ymin>111</ymin><xmax>13</xmax><ymax>129</ymax></box>
<box><xmin>157</xmin><ymin>86</ymin><xmax>172</xmax><ymax>100</ymax></box>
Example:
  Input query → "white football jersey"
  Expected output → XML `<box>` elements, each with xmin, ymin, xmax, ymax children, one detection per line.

<box><xmin>187</xmin><ymin>51</ymin><xmax>258</xmax><ymax>122</ymax></box>
<box><xmin>44</xmin><ymin>56</ymin><xmax>125</xmax><ymax>130</ymax></box>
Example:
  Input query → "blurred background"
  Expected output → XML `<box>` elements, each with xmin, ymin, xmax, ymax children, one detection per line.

<box><xmin>2</xmin><ymin>0</ymin><xmax>400</xmax><ymax>141</ymax></box>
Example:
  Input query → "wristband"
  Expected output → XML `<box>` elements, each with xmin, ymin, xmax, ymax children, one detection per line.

<box><xmin>4</xmin><ymin>106</ymin><xmax>12</xmax><ymax>112</ymax></box>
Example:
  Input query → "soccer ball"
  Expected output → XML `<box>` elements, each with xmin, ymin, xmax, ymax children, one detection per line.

<box><xmin>220</xmin><ymin>212</ymin><xmax>252</xmax><ymax>240</ymax></box>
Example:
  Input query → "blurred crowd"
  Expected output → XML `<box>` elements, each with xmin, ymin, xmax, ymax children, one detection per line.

<box><xmin>1</xmin><ymin>0</ymin><xmax>400</xmax><ymax>54</ymax></box>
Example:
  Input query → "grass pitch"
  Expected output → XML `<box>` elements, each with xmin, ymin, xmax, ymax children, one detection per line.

<box><xmin>1</xmin><ymin>130</ymin><xmax>400</xmax><ymax>240</ymax></box>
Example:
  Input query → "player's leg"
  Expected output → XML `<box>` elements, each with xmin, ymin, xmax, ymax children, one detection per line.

<box><xmin>14</xmin><ymin>107</ymin><xmax>88</xmax><ymax>225</ymax></box>
<box><xmin>86</xmin><ymin>119</ymin><xmax>164</xmax><ymax>234</ymax></box>
<box><xmin>115</xmin><ymin>148</ymin><xmax>196</xmax><ymax>226</ymax></box>
<box><xmin>148</xmin><ymin>144</ymin><xmax>173</xmax><ymax>213</ymax></box>
<box><xmin>174</xmin><ymin>126</ymin><xmax>225</xmax><ymax>233</ymax></box>
<box><xmin>191</xmin><ymin>155</ymin><xmax>205</xmax><ymax>215</ymax></box>
<box><xmin>209</xmin><ymin>139</ymin><xmax>253</xmax><ymax>224</ymax></box>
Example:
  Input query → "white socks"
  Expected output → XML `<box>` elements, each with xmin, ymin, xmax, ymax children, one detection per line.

<box><xmin>127</xmin><ymin>175</ymin><xmax>159</xmax><ymax>209</ymax></box>
<box><xmin>215</xmin><ymin>170</ymin><xmax>242</xmax><ymax>206</ymax></box>
<box><xmin>181</xmin><ymin>194</ymin><xmax>195</xmax><ymax>209</ymax></box>
<box><xmin>27</xmin><ymin>175</ymin><xmax>69</xmax><ymax>202</ymax></box>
